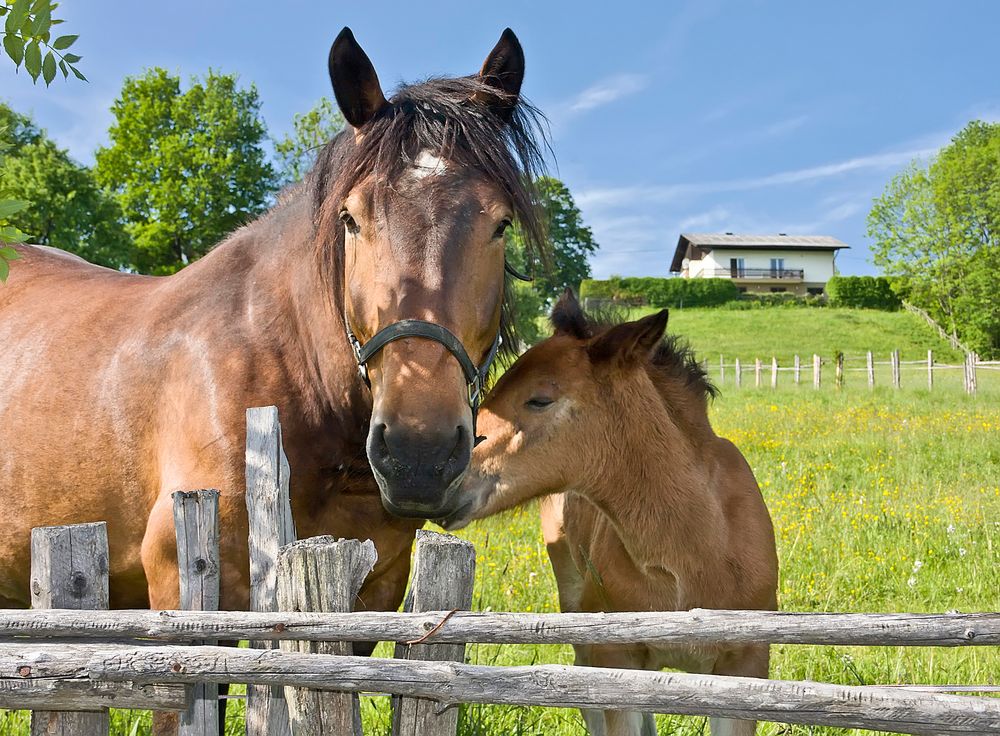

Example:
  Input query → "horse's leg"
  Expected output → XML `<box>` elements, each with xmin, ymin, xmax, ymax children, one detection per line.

<box><xmin>709</xmin><ymin>644</ymin><xmax>769</xmax><ymax>736</ymax></box>
<box><xmin>575</xmin><ymin>644</ymin><xmax>654</xmax><ymax>736</ymax></box>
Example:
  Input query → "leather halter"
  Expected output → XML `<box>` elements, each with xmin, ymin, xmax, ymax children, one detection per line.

<box><xmin>344</xmin><ymin>260</ymin><xmax>531</xmax><ymax>432</ymax></box>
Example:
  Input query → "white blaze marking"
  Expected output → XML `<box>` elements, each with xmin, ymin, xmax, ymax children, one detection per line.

<box><xmin>411</xmin><ymin>149</ymin><xmax>448</xmax><ymax>179</ymax></box>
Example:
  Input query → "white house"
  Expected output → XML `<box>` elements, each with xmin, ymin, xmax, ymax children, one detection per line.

<box><xmin>670</xmin><ymin>232</ymin><xmax>849</xmax><ymax>296</ymax></box>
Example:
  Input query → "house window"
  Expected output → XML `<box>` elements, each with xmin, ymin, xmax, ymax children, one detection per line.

<box><xmin>807</xmin><ymin>287</ymin><xmax>824</xmax><ymax>296</ymax></box>
<box><xmin>729</xmin><ymin>258</ymin><xmax>746</xmax><ymax>278</ymax></box>
<box><xmin>770</xmin><ymin>258</ymin><xmax>785</xmax><ymax>277</ymax></box>
<box><xmin>770</xmin><ymin>287</ymin><xmax>786</xmax><ymax>293</ymax></box>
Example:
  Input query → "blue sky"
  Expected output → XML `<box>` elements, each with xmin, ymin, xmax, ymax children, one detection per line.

<box><xmin>3</xmin><ymin>0</ymin><xmax>998</xmax><ymax>277</ymax></box>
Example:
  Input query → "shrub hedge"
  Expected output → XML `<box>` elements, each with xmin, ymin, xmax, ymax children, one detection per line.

<box><xmin>826</xmin><ymin>276</ymin><xmax>901</xmax><ymax>310</ymax></box>
<box><xmin>579</xmin><ymin>277</ymin><xmax>741</xmax><ymax>307</ymax></box>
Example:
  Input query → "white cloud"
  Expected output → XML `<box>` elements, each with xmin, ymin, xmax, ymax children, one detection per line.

<box><xmin>575</xmin><ymin>145</ymin><xmax>938</xmax><ymax>210</ymax></box>
<box><xmin>567</xmin><ymin>74</ymin><xmax>648</xmax><ymax>114</ymax></box>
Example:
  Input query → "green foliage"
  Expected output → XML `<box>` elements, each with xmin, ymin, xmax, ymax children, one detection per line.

<box><xmin>506</xmin><ymin>279</ymin><xmax>544</xmax><ymax>347</ymax></box>
<box><xmin>722</xmin><ymin>292</ymin><xmax>828</xmax><ymax>309</ymax></box>
<box><xmin>868</xmin><ymin>120</ymin><xmax>1000</xmax><ymax>357</ymax></box>
<box><xmin>1</xmin><ymin>0</ymin><xmax>85</xmax><ymax>84</ymax></box>
<box><xmin>95</xmin><ymin>68</ymin><xmax>277</xmax><ymax>274</ymax></box>
<box><xmin>1</xmin><ymin>104</ymin><xmax>132</xmax><ymax>268</ymax></box>
<box><xmin>826</xmin><ymin>275</ymin><xmax>901</xmax><ymax>310</ymax></box>
<box><xmin>508</xmin><ymin>176</ymin><xmax>599</xmax><ymax>304</ymax></box>
<box><xmin>579</xmin><ymin>276</ymin><xmax>740</xmax><ymax>308</ymax></box>
<box><xmin>274</xmin><ymin>97</ymin><xmax>345</xmax><ymax>186</ymax></box>
<box><xmin>0</xmin><ymin>123</ymin><xmax>28</xmax><ymax>280</ymax></box>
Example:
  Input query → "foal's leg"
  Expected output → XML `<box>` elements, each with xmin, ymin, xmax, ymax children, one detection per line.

<box><xmin>575</xmin><ymin>644</ymin><xmax>657</xmax><ymax>736</ymax></box>
<box><xmin>709</xmin><ymin>644</ymin><xmax>769</xmax><ymax>736</ymax></box>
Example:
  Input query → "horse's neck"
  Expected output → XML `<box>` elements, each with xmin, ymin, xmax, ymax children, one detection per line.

<box><xmin>176</xmin><ymin>191</ymin><xmax>364</xmax><ymax>428</ymax></box>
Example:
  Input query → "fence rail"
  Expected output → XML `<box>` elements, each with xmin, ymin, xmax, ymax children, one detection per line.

<box><xmin>711</xmin><ymin>349</ymin><xmax>996</xmax><ymax>393</ymax></box>
<box><xmin>1</xmin><ymin>407</ymin><xmax>997</xmax><ymax>736</ymax></box>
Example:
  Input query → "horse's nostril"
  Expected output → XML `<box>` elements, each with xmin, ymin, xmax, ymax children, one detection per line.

<box><xmin>434</xmin><ymin>425</ymin><xmax>466</xmax><ymax>475</ymax></box>
<box><xmin>372</xmin><ymin>423</ymin><xmax>390</xmax><ymax>461</ymax></box>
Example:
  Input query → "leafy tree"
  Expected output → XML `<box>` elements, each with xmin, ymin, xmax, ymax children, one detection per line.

<box><xmin>1</xmin><ymin>108</ymin><xmax>132</xmax><ymax>267</ymax></box>
<box><xmin>508</xmin><ymin>176</ymin><xmax>599</xmax><ymax>304</ymax></box>
<box><xmin>1</xmin><ymin>0</ymin><xmax>85</xmax><ymax>84</ymax></box>
<box><xmin>274</xmin><ymin>96</ymin><xmax>345</xmax><ymax>185</ymax></box>
<box><xmin>95</xmin><ymin>68</ymin><xmax>277</xmax><ymax>274</ymax></box>
<box><xmin>868</xmin><ymin>120</ymin><xmax>1000</xmax><ymax>357</ymax></box>
<box><xmin>0</xmin><ymin>128</ymin><xmax>27</xmax><ymax>280</ymax></box>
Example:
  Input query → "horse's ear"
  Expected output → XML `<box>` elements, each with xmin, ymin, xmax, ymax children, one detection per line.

<box><xmin>471</xmin><ymin>28</ymin><xmax>525</xmax><ymax>121</ymax></box>
<box><xmin>587</xmin><ymin>309</ymin><xmax>669</xmax><ymax>366</ymax></box>
<box><xmin>329</xmin><ymin>28</ymin><xmax>389</xmax><ymax>129</ymax></box>
<box><xmin>551</xmin><ymin>288</ymin><xmax>590</xmax><ymax>339</ymax></box>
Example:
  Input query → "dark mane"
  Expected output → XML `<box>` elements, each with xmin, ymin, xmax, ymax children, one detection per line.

<box><xmin>309</xmin><ymin>75</ymin><xmax>551</xmax><ymax>358</ymax></box>
<box><xmin>572</xmin><ymin>306</ymin><xmax>718</xmax><ymax>401</ymax></box>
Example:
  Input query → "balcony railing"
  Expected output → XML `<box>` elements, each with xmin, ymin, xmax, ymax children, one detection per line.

<box><xmin>701</xmin><ymin>268</ymin><xmax>805</xmax><ymax>280</ymax></box>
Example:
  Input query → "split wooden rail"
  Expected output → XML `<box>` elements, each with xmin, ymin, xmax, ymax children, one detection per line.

<box><xmin>1</xmin><ymin>406</ymin><xmax>998</xmax><ymax>736</ymax></box>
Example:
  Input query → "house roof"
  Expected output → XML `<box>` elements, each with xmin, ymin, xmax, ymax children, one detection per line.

<box><xmin>670</xmin><ymin>232</ymin><xmax>850</xmax><ymax>272</ymax></box>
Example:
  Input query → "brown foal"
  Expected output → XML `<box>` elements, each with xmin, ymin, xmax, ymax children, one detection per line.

<box><xmin>443</xmin><ymin>291</ymin><xmax>778</xmax><ymax>736</ymax></box>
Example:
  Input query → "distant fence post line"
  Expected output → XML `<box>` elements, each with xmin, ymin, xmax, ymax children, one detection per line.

<box><xmin>714</xmin><ymin>351</ymin><xmax>992</xmax><ymax>392</ymax></box>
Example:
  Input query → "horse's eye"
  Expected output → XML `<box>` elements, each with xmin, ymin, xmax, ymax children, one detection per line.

<box><xmin>340</xmin><ymin>210</ymin><xmax>359</xmax><ymax>235</ymax></box>
<box><xmin>493</xmin><ymin>219</ymin><xmax>512</xmax><ymax>239</ymax></box>
<box><xmin>525</xmin><ymin>397</ymin><xmax>554</xmax><ymax>410</ymax></box>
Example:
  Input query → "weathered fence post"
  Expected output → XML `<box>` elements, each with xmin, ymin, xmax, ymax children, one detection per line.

<box><xmin>813</xmin><ymin>354</ymin><xmax>821</xmax><ymax>389</ymax></box>
<box><xmin>965</xmin><ymin>352</ymin><xmax>978</xmax><ymax>395</ymax></box>
<box><xmin>173</xmin><ymin>490</ymin><xmax>221</xmax><ymax>736</ymax></box>
<box><xmin>835</xmin><ymin>352</ymin><xmax>844</xmax><ymax>390</ymax></box>
<box><xmin>793</xmin><ymin>354</ymin><xmax>801</xmax><ymax>385</ymax></box>
<box><xmin>891</xmin><ymin>350</ymin><xmax>901</xmax><ymax>389</ymax></box>
<box><xmin>754</xmin><ymin>358</ymin><xmax>762</xmax><ymax>388</ymax></box>
<box><xmin>927</xmin><ymin>350</ymin><xmax>934</xmax><ymax>390</ymax></box>
<box><xmin>246</xmin><ymin>406</ymin><xmax>296</xmax><ymax>736</ymax></box>
<box><xmin>30</xmin><ymin>522</ymin><xmax>110</xmax><ymax>736</ymax></box>
<box><xmin>719</xmin><ymin>354</ymin><xmax>725</xmax><ymax>384</ymax></box>
<box><xmin>770</xmin><ymin>357</ymin><xmax>778</xmax><ymax>389</ymax></box>
<box><xmin>734</xmin><ymin>358</ymin><xmax>742</xmax><ymax>388</ymax></box>
<box><xmin>277</xmin><ymin>537</ymin><xmax>377</xmax><ymax>736</ymax></box>
<box><xmin>866</xmin><ymin>351</ymin><xmax>875</xmax><ymax>389</ymax></box>
<box><xmin>391</xmin><ymin>530</ymin><xmax>476</xmax><ymax>736</ymax></box>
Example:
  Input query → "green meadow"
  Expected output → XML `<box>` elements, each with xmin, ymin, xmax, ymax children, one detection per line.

<box><xmin>2</xmin><ymin>310</ymin><xmax>997</xmax><ymax>735</ymax></box>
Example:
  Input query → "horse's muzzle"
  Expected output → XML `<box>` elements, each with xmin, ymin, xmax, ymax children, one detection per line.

<box><xmin>366</xmin><ymin>421</ymin><xmax>472</xmax><ymax>518</ymax></box>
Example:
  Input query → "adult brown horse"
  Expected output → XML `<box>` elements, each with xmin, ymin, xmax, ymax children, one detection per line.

<box><xmin>0</xmin><ymin>28</ymin><xmax>544</xmax><ymax>632</ymax></box>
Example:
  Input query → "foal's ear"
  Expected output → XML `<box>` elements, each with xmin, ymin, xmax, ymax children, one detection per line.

<box><xmin>471</xmin><ymin>28</ymin><xmax>525</xmax><ymax>121</ymax></box>
<box><xmin>550</xmin><ymin>288</ymin><xmax>590</xmax><ymax>340</ymax></box>
<box><xmin>587</xmin><ymin>310</ymin><xmax>669</xmax><ymax>366</ymax></box>
<box><xmin>329</xmin><ymin>28</ymin><xmax>389</xmax><ymax>129</ymax></box>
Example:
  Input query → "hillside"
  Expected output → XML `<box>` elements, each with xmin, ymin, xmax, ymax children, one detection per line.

<box><xmin>627</xmin><ymin>306</ymin><xmax>966</xmax><ymax>364</ymax></box>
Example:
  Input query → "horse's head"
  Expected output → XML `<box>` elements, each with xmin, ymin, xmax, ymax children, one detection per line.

<box><xmin>315</xmin><ymin>29</ymin><xmax>545</xmax><ymax>518</ymax></box>
<box><xmin>438</xmin><ymin>291</ymin><xmax>675</xmax><ymax>530</ymax></box>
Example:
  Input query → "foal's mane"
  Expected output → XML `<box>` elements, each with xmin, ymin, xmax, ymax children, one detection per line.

<box><xmin>569</xmin><ymin>306</ymin><xmax>718</xmax><ymax>402</ymax></box>
<box><xmin>309</xmin><ymin>75</ymin><xmax>551</xmax><ymax>358</ymax></box>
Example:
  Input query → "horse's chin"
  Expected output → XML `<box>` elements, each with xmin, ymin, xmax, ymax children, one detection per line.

<box><xmin>433</xmin><ymin>474</ymin><xmax>497</xmax><ymax>530</ymax></box>
<box><xmin>373</xmin><ymin>469</ymin><xmax>471</xmax><ymax>521</ymax></box>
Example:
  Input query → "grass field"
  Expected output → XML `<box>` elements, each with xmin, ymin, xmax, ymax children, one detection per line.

<box><xmin>627</xmin><ymin>305</ymin><xmax>968</xmax><ymax>365</ymax></box>
<box><xmin>2</xmin><ymin>309</ymin><xmax>998</xmax><ymax>735</ymax></box>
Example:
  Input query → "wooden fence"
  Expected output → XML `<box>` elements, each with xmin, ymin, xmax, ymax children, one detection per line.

<box><xmin>2</xmin><ymin>407</ymin><xmax>999</xmax><ymax>736</ymax></box>
<box><xmin>714</xmin><ymin>350</ymin><xmax>998</xmax><ymax>394</ymax></box>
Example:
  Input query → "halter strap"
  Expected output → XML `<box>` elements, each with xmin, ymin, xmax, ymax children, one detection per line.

<box><xmin>345</xmin><ymin>316</ymin><xmax>501</xmax><ymax>431</ymax></box>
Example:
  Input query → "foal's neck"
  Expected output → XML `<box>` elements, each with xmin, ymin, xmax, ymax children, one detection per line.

<box><xmin>590</xmin><ymin>375</ymin><xmax>722</xmax><ymax>575</ymax></box>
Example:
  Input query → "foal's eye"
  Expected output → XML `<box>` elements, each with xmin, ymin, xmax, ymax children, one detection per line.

<box><xmin>493</xmin><ymin>219</ymin><xmax>512</xmax><ymax>239</ymax></box>
<box><xmin>525</xmin><ymin>397</ymin><xmax>554</xmax><ymax>410</ymax></box>
<box><xmin>339</xmin><ymin>210</ymin><xmax>359</xmax><ymax>235</ymax></box>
